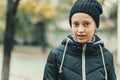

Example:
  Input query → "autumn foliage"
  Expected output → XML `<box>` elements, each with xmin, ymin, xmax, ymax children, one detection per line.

<box><xmin>19</xmin><ymin>0</ymin><xmax>55</xmax><ymax>22</ymax></box>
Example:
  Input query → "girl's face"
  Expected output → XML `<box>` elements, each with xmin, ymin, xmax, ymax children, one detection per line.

<box><xmin>71</xmin><ymin>13</ymin><xmax>97</xmax><ymax>43</ymax></box>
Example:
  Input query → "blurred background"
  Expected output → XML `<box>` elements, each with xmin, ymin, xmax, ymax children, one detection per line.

<box><xmin>0</xmin><ymin>0</ymin><xmax>119</xmax><ymax>80</ymax></box>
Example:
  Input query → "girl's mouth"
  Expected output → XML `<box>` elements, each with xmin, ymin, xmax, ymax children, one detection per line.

<box><xmin>77</xmin><ymin>35</ymin><xmax>86</xmax><ymax>40</ymax></box>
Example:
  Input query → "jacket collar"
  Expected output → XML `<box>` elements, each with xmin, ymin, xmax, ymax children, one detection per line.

<box><xmin>61</xmin><ymin>34</ymin><xmax>104</xmax><ymax>54</ymax></box>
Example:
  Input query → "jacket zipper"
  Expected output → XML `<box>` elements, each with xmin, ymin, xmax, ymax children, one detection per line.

<box><xmin>82</xmin><ymin>44</ymin><xmax>86</xmax><ymax>80</ymax></box>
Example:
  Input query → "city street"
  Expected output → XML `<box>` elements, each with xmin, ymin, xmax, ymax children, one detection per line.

<box><xmin>0</xmin><ymin>50</ymin><xmax>120</xmax><ymax>80</ymax></box>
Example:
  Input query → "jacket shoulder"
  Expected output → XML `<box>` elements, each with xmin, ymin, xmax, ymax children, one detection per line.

<box><xmin>47</xmin><ymin>44</ymin><xmax>65</xmax><ymax>61</ymax></box>
<box><xmin>103</xmin><ymin>47</ymin><xmax>113</xmax><ymax>58</ymax></box>
<box><xmin>51</xmin><ymin>44</ymin><xmax>65</xmax><ymax>55</ymax></box>
<box><xmin>103</xmin><ymin>47</ymin><xmax>114</xmax><ymax>65</ymax></box>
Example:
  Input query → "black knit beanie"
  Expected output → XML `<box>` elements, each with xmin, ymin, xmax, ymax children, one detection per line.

<box><xmin>69</xmin><ymin>0</ymin><xmax>103</xmax><ymax>28</ymax></box>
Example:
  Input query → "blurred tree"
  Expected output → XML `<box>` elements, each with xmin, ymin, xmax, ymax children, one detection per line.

<box><xmin>109</xmin><ymin>3</ymin><xmax>117</xmax><ymax>19</ymax></box>
<box><xmin>0</xmin><ymin>1</ymin><xmax>6</xmax><ymax>43</ymax></box>
<box><xmin>1</xmin><ymin>0</ymin><xmax>20</xmax><ymax>80</ymax></box>
<box><xmin>102</xmin><ymin>2</ymin><xmax>118</xmax><ymax>33</ymax></box>
<box><xmin>15</xmin><ymin>11</ymin><xmax>35</xmax><ymax>45</ymax></box>
<box><xmin>98</xmin><ymin>0</ymin><xmax>104</xmax><ymax>4</ymax></box>
<box><xmin>56</xmin><ymin>0</ymin><xmax>74</xmax><ymax>19</ymax></box>
<box><xmin>109</xmin><ymin>3</ymin><xmax>117</xmax><ymax>33</ymax></box>
<box><xmin>18</xmin><ymin>0</ymin><xmax>56</xmax><ymax>52</ymax></box>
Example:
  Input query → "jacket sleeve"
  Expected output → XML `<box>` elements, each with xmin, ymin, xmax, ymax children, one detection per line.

<box><xmin>107</xmin><ymin>54</ymin><xmax>116</xmax><ymax>80</ymax></box>
<box><xmin>43</xmin><ymin>50</ymin><xmax>59</xmax><ymax>80</ymax></box>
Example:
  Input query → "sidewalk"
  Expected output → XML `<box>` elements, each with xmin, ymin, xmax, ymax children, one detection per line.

<box><xmin>0</xmin><ymin>50</ymin><xmax>120</xmax><ymax>80</ymax></box>
<box><xmin>0</xmin><ymin>51</ymin><xmax>48</xmax><ymax>80</ymax></box>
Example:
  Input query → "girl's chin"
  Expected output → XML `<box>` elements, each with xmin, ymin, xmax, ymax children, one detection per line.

<box><xmin>76</xmin><ymin>39</ymin><xmax>87</xmax><ymax>43</ymax></box>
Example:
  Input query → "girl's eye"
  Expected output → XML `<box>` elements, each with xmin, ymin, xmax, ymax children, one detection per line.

<box><xmin>72</xmin><ymin>22</ymin><xmax>79</xmax><ymax>27</ymax></box>
<box><xmin>84</xmin><ymin>22</ymin><xmax>90</xmax><ymax>27</ymax></box>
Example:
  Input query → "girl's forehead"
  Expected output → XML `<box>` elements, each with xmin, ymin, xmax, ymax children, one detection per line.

<box><xmin>71</xmin><ymin>13</ymin><xmax>95</xmax><ymax>22</ymax></box>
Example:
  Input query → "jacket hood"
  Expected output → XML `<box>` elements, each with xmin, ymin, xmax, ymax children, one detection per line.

<box><xmin>61</xmin><ymin>34</ymin><xmax>104</xmax><ymax>54</ymax></box>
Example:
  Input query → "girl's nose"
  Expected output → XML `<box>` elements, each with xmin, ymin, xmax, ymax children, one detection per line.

<box><xmin>78</xmin><ymin>26</ymin><xmax>85</xmax><ymax>33</ymax></box>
